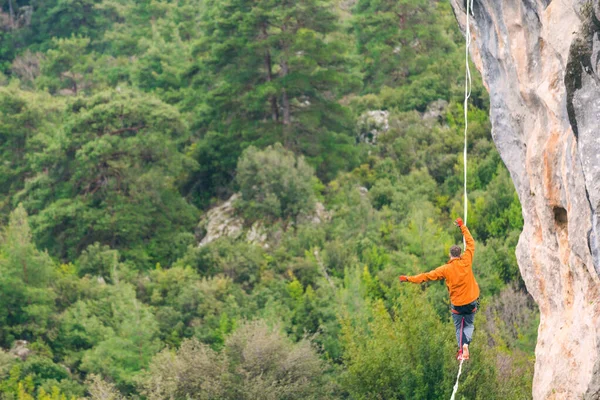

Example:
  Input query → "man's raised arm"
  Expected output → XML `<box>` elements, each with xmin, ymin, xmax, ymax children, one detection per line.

<box><xmin>460</xmin><ymin>223</ymin><xmax>475</xmax><ymax>265</ymax></box>
<box><xmin>400</xmin><ymin>265</ymin><xmax>446</xmax><ymax>284</ymax></box>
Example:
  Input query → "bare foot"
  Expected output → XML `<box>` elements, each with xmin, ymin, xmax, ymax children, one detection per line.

<box><xmin>462</xmin><ymin>344</ymin><xmax>469</xmax><ymax>360</ymax></box>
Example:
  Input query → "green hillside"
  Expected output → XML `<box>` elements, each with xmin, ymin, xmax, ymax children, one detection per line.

<box><xmin>0</xmin><ymin>0</ymin><xmax>537</xmax><ymax>398</ymax></box>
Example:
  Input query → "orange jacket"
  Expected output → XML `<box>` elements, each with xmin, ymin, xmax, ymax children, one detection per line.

<box><xmin>406</xmin><ymin>225</ymin><xmax>479</xmax><ymax>306</ymax></box>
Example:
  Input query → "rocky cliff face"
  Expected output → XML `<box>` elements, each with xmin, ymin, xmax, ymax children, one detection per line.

<box><xmin>450</xmin><ymin>1</ymin><xmax>600</xmax><ymax>398</ymax></box>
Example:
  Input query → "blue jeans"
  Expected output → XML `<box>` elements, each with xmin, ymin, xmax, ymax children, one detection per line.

<box><xmin>452</xmin><ymin>312</ymin><xmax>476</xmax><ymax>348</ymax></box>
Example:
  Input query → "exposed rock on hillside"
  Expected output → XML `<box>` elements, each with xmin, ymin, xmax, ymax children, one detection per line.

<box><xmin>198</xmin><ymin>194</ymin><xmax>330</xmax><ymax>248</ymax></box>
<box><xmin>298</xmin><ymin>202</ymin><xmax>332</xmax><ymax>225</ymax></box>
<box><xmin>357</xmin><ymin>110</ymin><xmax>389</xmax><ymax>144</ymax></box>
<box><xmin>10</xmin><ymin>340</ymin><xmax>31</xmax><ymax>361</ymax></box>
<box><xmin>451</xmin><ymin>1</ymin><xmax>600</xmax><ymax>399</ymax></box>
<box><xmin>422</xmin><ymin>99</ymin><xmax>449</xmax><ymax>123</ymax></box>
<box><xmin>198</xmin><ymin>194</ymin><xmax>244</xmax><ymax>247</ymax></box>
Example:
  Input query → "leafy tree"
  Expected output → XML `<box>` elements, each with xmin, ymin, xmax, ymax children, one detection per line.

<box><xmin>16</xmin><ymin>89</ymin><xmax>198</xmax><ymax>266</ymax></box>
<box><xmin>179</xmin><ymin>239</ymin><xmax>265</xmax><ymax>287</ymax></box>
<box><xmin>54</xmin><ymin>299</ymin><xmax>113</xmax><ymax>366</ymax></box>
<box><xmin>340</xmin><ymin>287</ymin><xmax>533</xmax><ymax>399</ymax></box>
<box><xmin>27</xmin><ymin>0</ymin><xmax>110</xmax><ymax>45</ymax></box>
<box><xmin>236</xmin><ymin>143</ymin><xmax>317</xmax><ymax>221</ymax></box>
<box><xmin>352</xmin><ymin>0</ymin><xmax>456</xmax><ymax>94</ymax></box>
<box><xmin>0</xmin><ymin>365</ymin><xmax>77</xmax><ymax>400</ymax></box>
<box><xmin>0</xmin><ymin>205</ymin><xmax>55</xmax><ymax>346</ymax></box>
<box><xmin>137</xmin><ymin>265</ymin><xmax>204</xmax><ymax>345</ymax></box>
<box><xmin>0</xmin><ymin>85</ymin><xmax>63</xmax><ymax>218</ymax></box>
<box><xmin>79</xmin><ymin>283</ymin><xmax>161</xmax><ymax>393</ymax></box>
<box><xmin>186</xmin><ymin>0</ymin><xmax>360</xmax><ymax>205</ymax></box>
<box><xmin>140</xmin><ymin>337</ymin><xmax>225</xmax><ymax>400</ymax></box>
<box><xmin>341</xmin><ymin>290</ymin><xmax>454</xmax><ymax>399</ymax></box>
<box><xmin>136</xmin><ymin>264</ymin><xmax>249</xmax><ymax>347</ymax></box>
<box><xmin>286</xmin><ymin>278</ymin><xmax>332</xmax><ymax>341</ymax></box>
<box><xmin>85</xmin><ymin>374</ymin><xmax>124</xmax><ymax>400</ymax></box>
<box><xmin>76</xmin><ymin>242</ymin><xmax>123</xmax><ymax>280</ymax></box>
<box><xmin>141</xmin><ymin>320</ymin><xmax>330</xmax><ymax>399</ymax></box>
<box><xmin>395</xmin><ymin>201</ymin><xmax>451</xmax><ymax>270</ymax></box>
<box><xmin>17</xmin><ymin>356</ymin><xmax>85</xmax><ymax>397</ymax></box>
<box><xmin>36</xmin><ymin>37</ymin><xmax>95</xmax><ymax>95</ymax></box>
<box><xmin>131</xmin><ymin>22</ymin><xmax>193</xmax><ymax>98</ymax></box>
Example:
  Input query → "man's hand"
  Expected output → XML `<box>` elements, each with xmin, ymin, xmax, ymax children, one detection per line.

<box><xmin>454</xmin><ymin>218</ymin><xmax>464</xmax><ymax>228</ymax></box>
<box><xmin>399</xmin><ymin>276</ymin><xmax>409</xmax><ymax>283</ymax></box>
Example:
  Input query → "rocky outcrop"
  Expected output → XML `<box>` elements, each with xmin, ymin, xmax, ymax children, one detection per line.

<box><xmin>198</xmin><ymin>194</ymin><xmax>244</xmax><ymax>247</ymax></box>
<box><xmin>9</xmin><ymin>340</ymin><xmax>31</xmax><ymax>361</ymax></box>
<box><xmin>357</xmin><ymin>110</ymin><xmax>389</xmax><ymax>144</ymax></box>
<box><xmin>197</xmin><ymin>194</ymin><xmax>270</xmax><ymax>248</ymax></box>
<box><xmin>450</xmin><ymin>1</ymin><xmax>600</xmax><ymax>399</ymax></box>
<box><xmin>422</xmin><ymin>99</ymin><xmax>449</xmax><ymax>123</ymax></box>
<box><xmin>198</xmin><ymin>194</ymin><xmax>331</xmax><ymax>248</ymax></box>
<box><xmin>297</xmin><ymin>202</ymin><xmax>332</xmax><ymax>225</ymax></box>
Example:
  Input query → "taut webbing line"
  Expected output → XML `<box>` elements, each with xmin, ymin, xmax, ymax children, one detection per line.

<box><xmin>450</xmin><ymin>316</ymin><xmax>466</xmax><ymax>400</ymax></box>
<box><xmin>450</xmin><ymin>359</ymin><xmax>465</xmax><ymax>400</ymax></box>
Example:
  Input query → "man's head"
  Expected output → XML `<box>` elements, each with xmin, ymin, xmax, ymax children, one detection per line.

<box><xmin>449</xmin><ymin>245</ymin><xmax>462</xmax><ymax>259</ymax></box>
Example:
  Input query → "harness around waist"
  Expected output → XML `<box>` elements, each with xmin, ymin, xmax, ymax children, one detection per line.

<box><xmin>451</xmin><ymin>298</ymin><xmax>479</xmax><ymax>315</ymax></box>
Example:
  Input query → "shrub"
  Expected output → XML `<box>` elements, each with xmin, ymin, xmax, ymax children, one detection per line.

<box><xmin>236</xmin><ymin>144</ymin><xmax>316</xmax><ymax>222</ymax></box>
<box><xmin>141</xmin><ymin>320</ymin><xmax>330</xmax><ymax>400</ymax></box>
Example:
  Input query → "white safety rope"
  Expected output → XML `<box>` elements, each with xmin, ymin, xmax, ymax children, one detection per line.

<box><xmin>463</xmin><ymin>0</ymin><xmax>474</xmax><ymax>230</ymax></box>
<box><xmin>454</xmin><ymin>2</ymin><xmax>473</xmax><ymax>400</ymax></box>
<box><xmin>450</xmin><ymin>359</ymin><xmax>465</xmax><ymax>400</ymax></box>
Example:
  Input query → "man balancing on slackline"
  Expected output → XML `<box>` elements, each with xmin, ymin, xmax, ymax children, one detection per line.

<box><xmin>399</xmin><ymin>218</ymin><xmax>478</xmax><ymax>361</ymax></box>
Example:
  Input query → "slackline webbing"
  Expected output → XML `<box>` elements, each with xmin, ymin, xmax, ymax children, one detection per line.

<box><xmin>451</xmin><ymin>317</ymin><xmax>466</xmax><ymax>399</ymax></box>
<box><xmin>450</xmin><ymin>359</ymin><xmax>465</xmax><ymax>400</ymax></box>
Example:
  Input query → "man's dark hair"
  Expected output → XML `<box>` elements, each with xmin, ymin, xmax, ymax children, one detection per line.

<box><xmin>450</xmin><ymin>245</ymin><xmax>462</xmax><ymax>258</ymax></box>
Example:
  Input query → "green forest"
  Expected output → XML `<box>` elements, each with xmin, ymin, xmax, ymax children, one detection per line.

<box><xmin>0</xmin><ymin>0</ymin><xmax>538</xmax><ymax>398</ymax></box>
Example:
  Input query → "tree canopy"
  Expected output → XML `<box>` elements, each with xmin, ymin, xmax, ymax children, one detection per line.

<box><xmin>0</xmin><ymin>0</ymin><xmax>536</xmax><ymax>398</ymax></box>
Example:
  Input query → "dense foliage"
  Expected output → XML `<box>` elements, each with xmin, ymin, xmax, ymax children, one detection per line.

<box><xmin>0</xmin><ymin>0</ymin><xmax>537</xmax><ymax>398</ymax></box>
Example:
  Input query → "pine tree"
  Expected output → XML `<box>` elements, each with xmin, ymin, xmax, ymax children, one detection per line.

<box><xmin>352</xmin><ymin>0</ymin><xmax>456</xmax><ymax>94</ymax></box>
<box><xmin>0</xmin><ymin>86</ymin><xmax>63</xmax><ymax>219</ymax></box>
<box><xmin>15</xmin><ymin>89</ymin><xmax>198</xmax><ymax>266</ymax></box>
<box><xmin>0</xmin><ymin>205</ymin><xmax>56</xmax><ymax>346</ymax></box>
<box><xmin>187</xmin><ymin>0</ymin><xmax>360</xmax><ymax>205</ymax></box>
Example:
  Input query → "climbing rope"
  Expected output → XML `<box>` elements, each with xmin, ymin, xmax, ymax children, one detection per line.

<box><xmin>454</xmin><ymin>2</ymin><xmax>474</xmax><ymax>399</ymax></box>
<box><xmin>463</xmin><ymin>0</ymin><xmax>474</xmax><ymax>231</ymax></box>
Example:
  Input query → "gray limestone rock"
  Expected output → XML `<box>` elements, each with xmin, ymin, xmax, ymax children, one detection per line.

<box><xmin>198</xmin><ymin>194</ymin><xmax>244</xmax><ymax>247</ymax></box>
<box><xmin>10</xmin><ymin>340</ymin><xmax>30</xmax><ymax>361</ymax></box>
<box><xmin>198</xmin><ymin>194</ymin><xmax>330</xmax><ymax>248</ymax></box>
<box><xmin>422</xmin><ymin>99</ymin><xmax>449</xmax><ymax>122</ymax></box>
<box><xmin>357</xmin><ymin>110</ymin><xmax>389</xmax><ymax>144</ymax></box>
<box><xmin>449</xmin><ymin>0</ymin><xmax>600</xmax><ymax>398</ymax></box>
